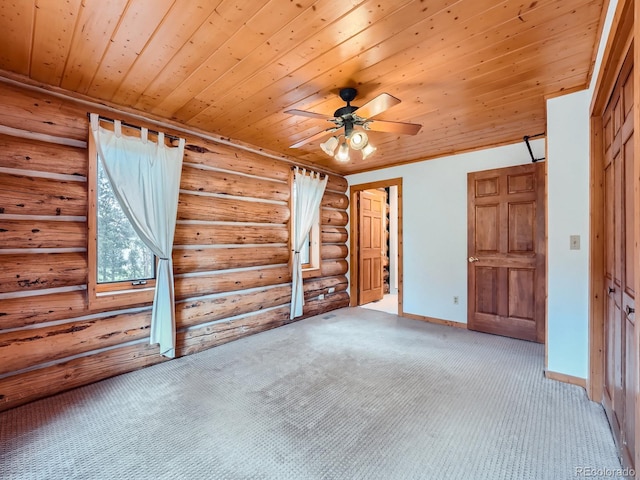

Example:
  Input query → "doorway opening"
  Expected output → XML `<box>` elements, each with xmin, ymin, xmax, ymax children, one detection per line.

<box><xmin>350</xmin><ymin>178</ymin><xmax>403</xmax><ymax>315</ymax></box>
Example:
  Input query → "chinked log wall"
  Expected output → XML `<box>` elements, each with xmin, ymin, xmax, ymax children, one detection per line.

<box><xmin>0</xmin><ymin>82</ymin><xmax>350</xmax><ymax>412</ymax></box>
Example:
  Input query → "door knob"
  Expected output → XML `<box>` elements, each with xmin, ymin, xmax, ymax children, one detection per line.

<box><xmin>468</xmin><ymin>256</ymin><xmax>479</xmax><ymax>263</ymax></box>
<box><xmin>625</xmin><ymin>305</ymin><xmax>635</xmax><ymax>316</ymax></box>
<box><xmin>608</xmin><ymin>287</ymin><xmax>615</xmax><ymax>294</ymax></box>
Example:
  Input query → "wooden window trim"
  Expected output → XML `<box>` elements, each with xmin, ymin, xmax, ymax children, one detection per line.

<box><xmin>290</xmin><ymin>169</ymin><xmax>323</xmax><ymax>280</ymax></box>
<box><xmin>302</xmin><ymin>219</ymin><xmax>322</xmax><ymax>279</ymax></box>
<box><xmin>87</xmin><ymin>124</ymin><xmax>156</xmax><ymax>309</ymax></box>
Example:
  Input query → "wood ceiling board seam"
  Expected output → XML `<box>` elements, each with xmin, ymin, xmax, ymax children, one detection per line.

<box><xmin>60</xmin><ymin>0</ymin><xmax>130</xmax><ymax>94</ymax></box>
<box><xmin>30</xmin><ymin>0</ymin><xmax>82</xmax><ymax>86</ymax></box>
<box><xmin>199</xmin><ymin>0</ymin><xmax>562</xmax><ymax>137</ymax></box>
<box><xmin>170</xmin><ymin>0</ymin><xmax>370</xmax><ymax>123</ymax></box>
<box><xmin>132</xmin><ymin>0</ymin><xmax>265</xmax><ymax>112</ymax></box>
<box><xmin>181</xmin><ymin>0</ymin><xmax>414</xmax><ymax>114</ymax></box>
<box><xmin>110</xmin><ymin>0</ymin><xmax>224</xmax><ymax>106</ymax></box>
<box><xmin>0</xmin><ymin>0</ymin><xmax>35</xmax><ymax>76</ymax></box>
<box><xmin>211</xmin><ymin>0</ymin><xmax>551</xmax><ymax>130</ymax></box>
<box><xmin>149</xmin><ymin>0</ymin><xmax>317</xmax><ymax>118</ymax></box>
<box><xmin>86</xmin><ymin>0</ymin><xmax>176</xmax><ymax>101</ymax></box>
<box><xmin>184</xmin><ymin>0</ymin><xmax>444</xmax><ymax>126</ymax></box>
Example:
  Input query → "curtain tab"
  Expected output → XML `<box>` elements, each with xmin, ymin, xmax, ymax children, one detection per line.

<box><xmin>89</xmin><ymin>113</ymin><xmax>99</xmax><ymax>132</ymax></box>
<box><xmin>141</xmin><ymin>127</ymin><xmax>148</xmax><ymax>143</ymax></box>
<box><xmin>158</xmin><ymin>132</ymin><xmax>165</xmax><ymax>145</ymax></box>
<box><xmin>114</xmin><ymin>120</ymin><xmax>122</xmax><ymax>137</ymax></box>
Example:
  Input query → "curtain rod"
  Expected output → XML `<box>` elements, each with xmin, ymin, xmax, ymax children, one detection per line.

<box><xmin>290</xmin><ymin>165</ymin><xmax>329</xmax><ymax>177</ymax></box>
<box><xmin>89</xmin><ymin>113</ymin><xmax>182</xmax><ymax>142</ymax></box>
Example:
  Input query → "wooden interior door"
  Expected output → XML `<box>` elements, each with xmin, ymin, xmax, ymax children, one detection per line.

<box><xmin>358</xmin><ymin>189</ymin><xmax>385</xmax><ymax>305</ymax></box>
<box><xmin>602</xmin><ymin>46</ymin><xmax>635</xmax><ymax>469</ymax></box>
<box><xmin>467</xmin><ymin>163</ymin><xmax>545</xmax><ymax>342</ymax></box>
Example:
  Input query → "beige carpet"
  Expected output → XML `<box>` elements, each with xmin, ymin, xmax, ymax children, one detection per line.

<box><xmin>0</xmin><ymin>307</ymin><xmax>622</xmax><ymax>479</ymax></box>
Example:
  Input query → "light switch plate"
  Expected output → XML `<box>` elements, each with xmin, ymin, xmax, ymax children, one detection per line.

<box><xmin>570</xmin><ymin>235</ymin><xmax>580</xmax><ymax>250</ymax></box>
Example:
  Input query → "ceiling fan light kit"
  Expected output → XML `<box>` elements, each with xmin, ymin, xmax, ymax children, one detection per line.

<box><xmin>335</xmin><ymin>141</ymin><xmax>351</xmax><ymax>162</ymax></box>
<box><xmin>349</xmin><ymin>131</ymin><xmax>368</xmax><ymax>150</ymax></box>
<box><xmin>285</xmin><ymin>88</ymin><xmax>422</xmax><ymax>162</ymax></box>
<box><xmin>320</xmin><ymin>136</ymin><xmax>339</xmax><ymax>156</ymax></box>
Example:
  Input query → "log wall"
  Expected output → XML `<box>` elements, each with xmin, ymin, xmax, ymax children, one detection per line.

<box><xmin>0</xmin><ymin>82</ymin><xmax>349</xmax><ymax>412</ymax></box>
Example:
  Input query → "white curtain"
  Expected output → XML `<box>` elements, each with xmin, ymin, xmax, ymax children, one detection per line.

<box><xmin>90</xmin><ymin>113</ymin><xmax>185</xmax><ymax>358</ymax></box>
<box><xmin>290</xmin><ymin>167</ymin><xmax>328</xmax><ymax>319</ymax></box>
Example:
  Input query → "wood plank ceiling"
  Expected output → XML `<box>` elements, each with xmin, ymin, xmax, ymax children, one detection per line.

<box><xmin>0</xmin><ymin>0</ymin><xmax>605</xmax><ymax>174</ymax></box>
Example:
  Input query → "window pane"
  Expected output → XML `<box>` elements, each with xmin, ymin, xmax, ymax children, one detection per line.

<box><xmin>96</xmin><ymin>161</ymin><xmax>155</xmax><ymax>283</ymax></box>
<box><xmin>300</xmin><ymin>233</ymin><xmax>310</xmax><ymax>265</ymax></box>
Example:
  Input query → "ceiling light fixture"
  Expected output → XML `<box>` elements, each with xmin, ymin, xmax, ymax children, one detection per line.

<box><xmin>335</xmin><ymin>140</ymin><xmax>350</xmax><ymax>162</ymax></box>
<box><xmin>361</xmin><ymin>142</ymin><xmax>377</xmax><ymax>160</ymax></box>
<box><xmin>349</xmin><ymin>131</ymin><xmax>368</xmax><ymax>150</ymax></box>
<box><xmin>320</xmin><ymin>136</ymin><xmax>339</xmax><ymax>156</ymax></box>
<box><xmin>319</xmin><ymin>128</ymin><xmax>375</xmax><ymax>163</ymax></box>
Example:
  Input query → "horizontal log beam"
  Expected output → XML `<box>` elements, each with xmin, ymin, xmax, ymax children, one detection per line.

<box><xmin>321</xmin><ymin>226</ymin><xmax>348</xmax><ymax>244</ymax></box>
<box><xmin>173</xmin><ymin>245</ymin><xmax>289</xmax><ymax>274</ymax></box>
<box><xmin>0</xmin><ymin>290</ymin><xmax>87</xmax><ymax>330</ymax></box>
<box><xmin>0</xmin><ymin>172</ymin><xmax>86</xmax><ymax>216</ymax></box>
<box><xmin>183</xmin><ymin>141</ymin><xmax>290</xmax><ymax>182</ymax></box>
<box><xmin>326</xmin><ymin>175</ymin><xmax>348</xmax><ymax>193</ymax></box>
<box><xmin>176</xmin><ymin>284</ymin><xmax>291</xmax><ymax>330</ymax></box>
<box><xmin>181</xmin><ymin>164</ymin><xmax>289</xmax><ymax>202</ymax></box>
<box><xmin>0</xmin><ymin>341</ymin><xmax>165</xmax><ymax>412</ymax></box>
<box><xmin>303</xmin><ymin>275</ymin><xmax>348</xmax><ymax>301</ymax></box>
<box><xmin>322</xmin><ymin>190</ymin><xmax>349</xmax><ymax>209</ymax></box>
<box><xmin>302</xmin><ymin>291</ymin><xmax>350</xmax><ymax>317</ymax></box>
<box><xmin>175</xmin><ymin>265</ymin><xmax>291</xmax><ymax>300</ymax></box>
<box><xmin>0</xmin><ymin>252</ymin><xmax>86</xmax><ymax>294</ymax></box>
<box><xmin>0</xmin><ymin>82</ymin><xmax>88</xmax><ymax>141</ymax></box>
<box><xmin>178</xmin><ymin>305</ymin><xmax>292</xmax><ymax>356</ymax></box>
<box><xmin>0</xmin><ymin>133</ymin><xmax>87</xmax><ymax>177</ymax></box>
<box><xmin>0</xmin><ymin>310</ymin><xmax>152</xmax><ymax>376</ymax></box>
<box><xmin>321</xmin><ymin>208</ymin><xmax>348</xmax><ymax>227</ymax></box>
<box><xmin>321</xmin><ymin>244</ymin><xmax>348</xmax><ymax>260</ymax></box>
<box><xmin>178</xmin><ymin>193</ymin><xmax>289</xmax><ymax>224</ymax></box>
<box><xmin>174</xmin><ymin>223</ymin><xmax>288</xmax><ymax>245</ymax></box>
<box><xmin>320</xmin><ymin>259</ymin><xmax>348</xmax><ymax>277</ymax></box>
<box><xmin>0</xmin><ymin>219</ymin><xmax>86</xmax><ymax>249</ymax></box>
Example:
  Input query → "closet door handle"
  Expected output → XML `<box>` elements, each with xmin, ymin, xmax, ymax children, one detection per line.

<box><xmin>625</xmin><ymin>305</ymin><xmax>635</xmax><ymax>316</ymax></box>
<box><xmin>608</xmin><ymin>287</ymin><xmax>615</xmax><ymax>294</ymax></box>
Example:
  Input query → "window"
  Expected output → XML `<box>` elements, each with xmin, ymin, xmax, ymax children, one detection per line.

<box><xmin>88</xmin><ymin>126</ymin><xmax>156</xmax><ymax>308</ymax></box>
<box><xmin>301</xmin><ymin>220</ymin><xmax>320</xmax><ymax>271</ymax></box>
<box><xmin>292</xmin><ymin>175</ymin><xmax>321</xmax><ymax>276</ymax></box>
<box><xmin>96</xmin><ymin>160</ymin><xmax>155</xmax><ymax>284</ymax></box>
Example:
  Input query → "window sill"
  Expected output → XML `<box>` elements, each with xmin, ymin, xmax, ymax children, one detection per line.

<box><xmin>302</xmin><ymin>267</ymin><xmax>322</xmax><ymax>279</ymax></box>
<box><xmin>88</xmin><ymin>286</ymin><xmax>155</xmax><ymax>310</ymax></box>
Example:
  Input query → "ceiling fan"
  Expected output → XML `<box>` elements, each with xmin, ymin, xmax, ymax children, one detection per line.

<box><xmin>284</xmin><ymin>87</ymin><xmax>422</xmax><ymax>161</ymax></box>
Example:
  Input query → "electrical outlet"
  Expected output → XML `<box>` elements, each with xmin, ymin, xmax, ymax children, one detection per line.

<box><xmin>327</xmin><ymin>287</ymin><xmax>336</xmax><ymax>294</ymax></box>
<box><xmin>318</xmin><ymin>293</ymin><xmax>325</xmax><ymax>300</ymax></box>
<box><xmin>453</xmin><ymin>296</ymin><xmax>459</xmax><ymax>305</ymax></box>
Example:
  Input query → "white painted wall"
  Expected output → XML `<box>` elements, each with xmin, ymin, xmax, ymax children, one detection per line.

<box><xmin>347</xmin><ymin>140</ymin><xmax>542</xmax><ymax>323</ymax></box>
<box><xmin>543</xmin><ymin>0</ymin><xmax>619</xmax><ymax>378</ymax></box>
<box><xmin>546</xmin><ymin>91</ymin><xmax>591</xmax><ymax>378</ymax></box>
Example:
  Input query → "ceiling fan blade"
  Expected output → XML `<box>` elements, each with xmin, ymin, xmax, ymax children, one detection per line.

<box><xmin>289</xmin><ymin>127</ymin><xmax>338</xmax><ymax>148</ymax></box>
<box><xmin>354</xmin><ymin>93</ymin><xmax>401</xmax><ymax>120</ymax></box>
<box><xmin>284</xmin><ymin>109</ymin><xmax>333</xmax><ymax>120</ymax></box>
<box><xmin>366</xmin><ymin>119</ymin><xmax>422</xmax><ymax>135</ymax></box>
